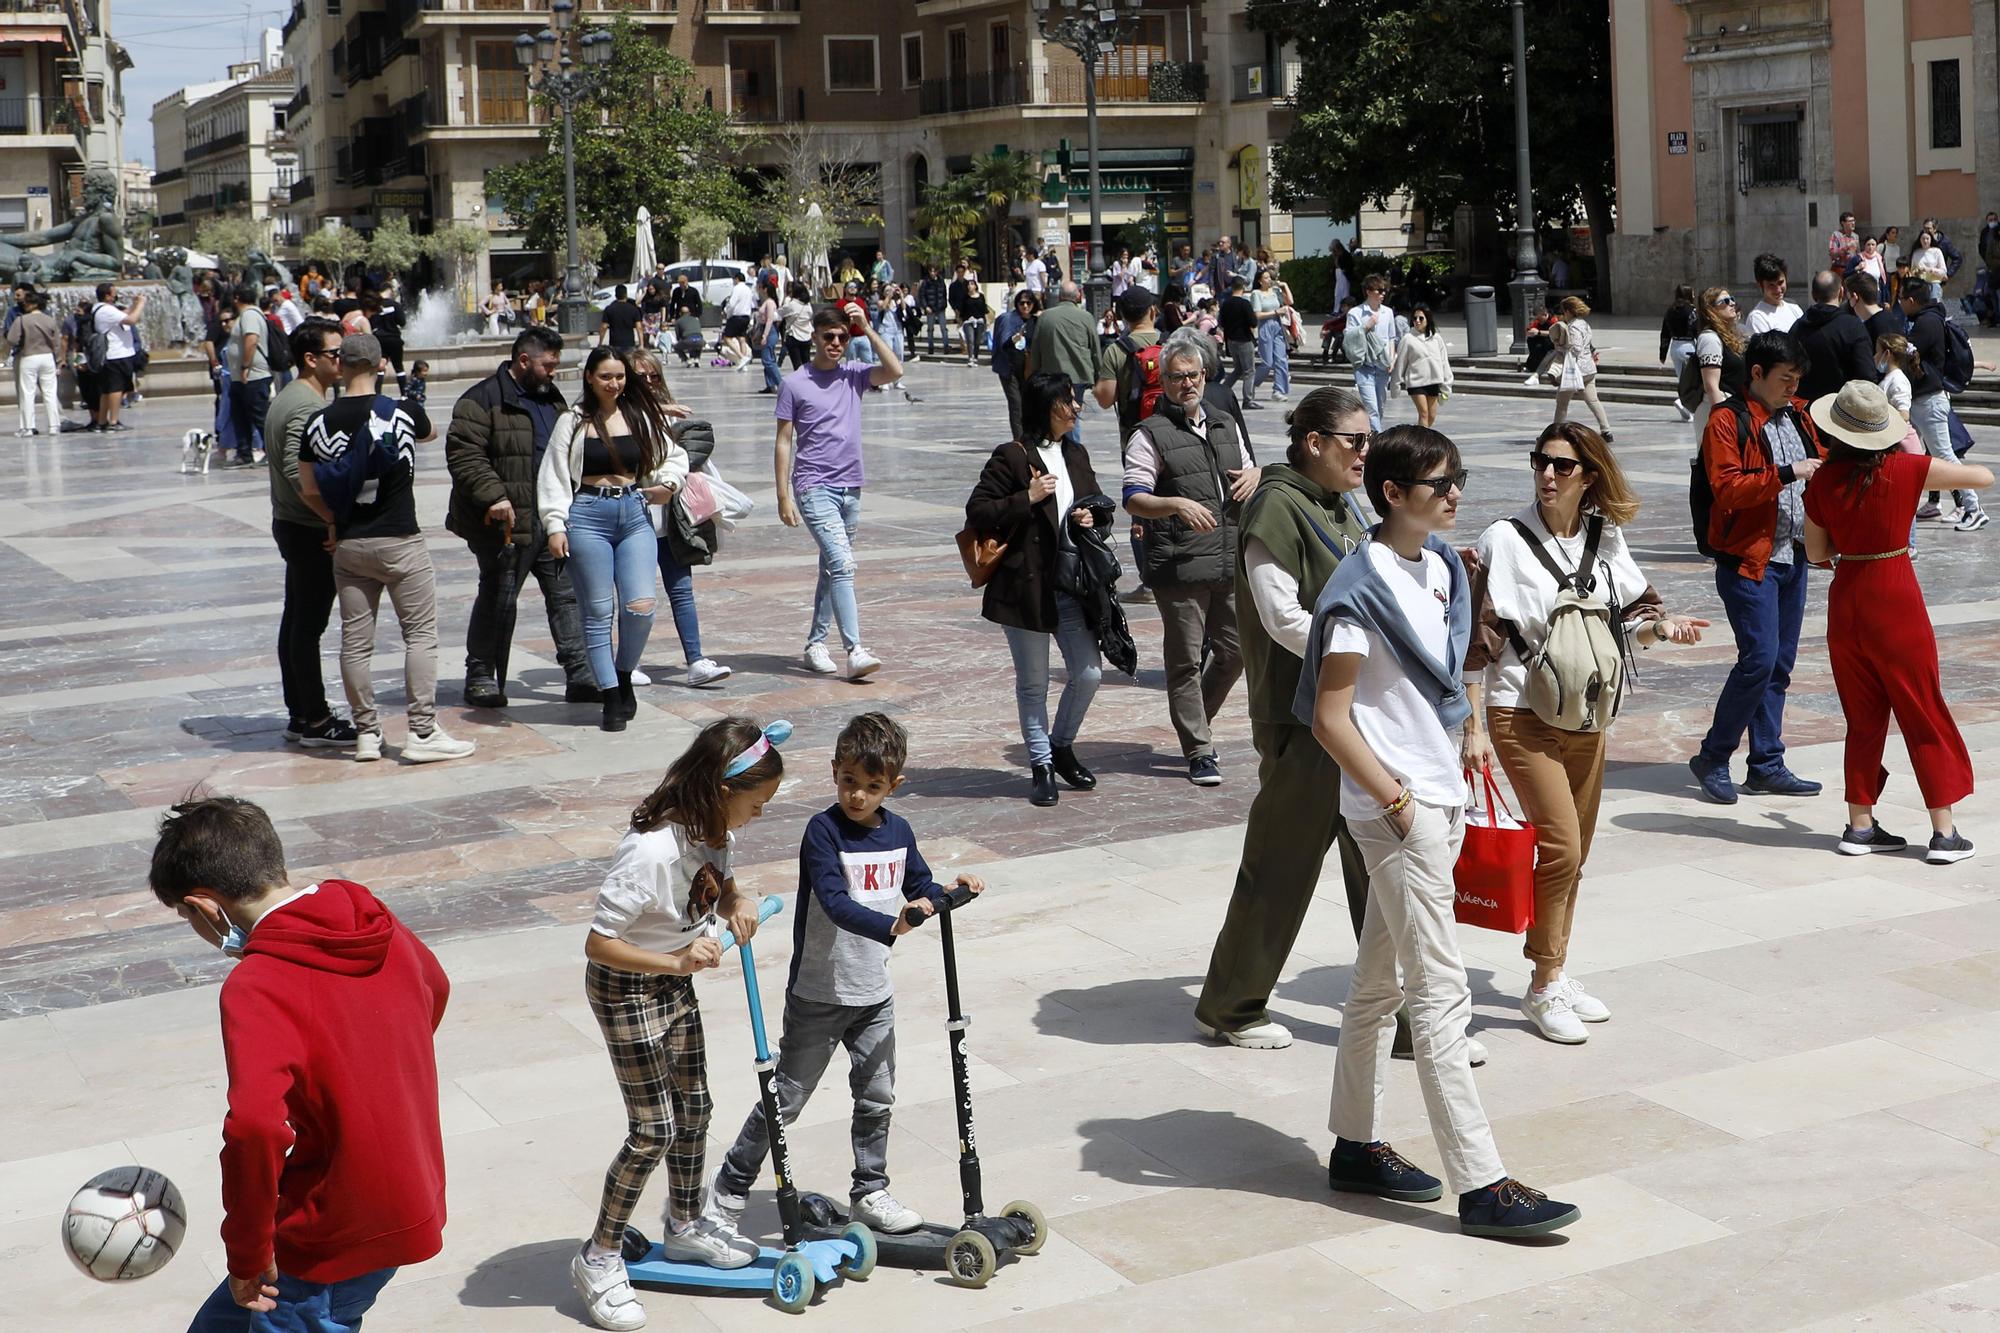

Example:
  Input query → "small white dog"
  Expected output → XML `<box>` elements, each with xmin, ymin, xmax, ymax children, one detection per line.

<box><xmin>178</xmin><ymin>428</ymin><xmax>215</xmax><ymax>475</ymax></box>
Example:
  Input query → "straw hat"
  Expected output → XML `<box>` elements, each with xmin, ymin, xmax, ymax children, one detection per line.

<box><xmin>1809</xmin><ymin>381</ymin><xmax>1908</xmax><ymax>452</ymax></box>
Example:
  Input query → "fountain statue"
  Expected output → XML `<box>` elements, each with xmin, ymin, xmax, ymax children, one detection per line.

<box><xmin>0</xmin><ymin>169</ymin><xmax>127</xmax><ymax>283</ymax></box>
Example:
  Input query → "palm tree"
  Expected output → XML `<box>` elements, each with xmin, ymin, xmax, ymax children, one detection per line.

<box><xmin>949</xmin><ymin>148</ymin><xmax>1043</xmax><ymax>276</ymax></box>
<box><xmin>915</xmin><ymin>182</ymin><xmax>983</xmax><ymax>268</ymax></box>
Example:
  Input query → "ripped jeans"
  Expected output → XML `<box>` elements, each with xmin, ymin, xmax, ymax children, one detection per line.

<box><xmin>564</xmin><ymin>490</ymin><xmax>657</xmax><ymax>687</ymax></box>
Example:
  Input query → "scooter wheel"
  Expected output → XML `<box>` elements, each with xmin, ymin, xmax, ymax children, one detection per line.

<box><xmin>946</xmin><ymin>1229</ymin><xmax>997</xmax><ymax>1288</ymax></box>
<box><xmin>619</xmin><ymin>1225</ymin><xmax>651</xmax><ymax>1264</ymax></box>
<box><xmin>772</xmin><ymin>1253</ymin><xmax>816</xmax><ymax>1313</ymax></box>
<box><xmin>839</xmin><ymin>1222</ymin><xmax>877</xmax><ymax>1279</ymax></box>
<box><xmin>999</xmin><ymin>1199</ymin><xmax>1048</xmax><ymax>1256</ymax></box>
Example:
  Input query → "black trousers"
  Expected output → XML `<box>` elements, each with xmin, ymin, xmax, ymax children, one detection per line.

<box><xmin>463</xmin><ymin>525</ymin><xmax>592</xmax><ymax>690</ymax></box>
<box><xmin>999</xmin><ymin>373</ymin><xmax>1024</xmax><ymax>443</ymax></box>
<box><xmin>272</xmin><ymin>519</ymin><xmax>336</xmax><ymax>725</ymax></box>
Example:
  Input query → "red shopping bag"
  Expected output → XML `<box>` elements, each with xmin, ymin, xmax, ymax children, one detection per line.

<box><xmin>1453</xmin><ymin>765</ymin><xmax>1537</xmax><ymax>933</ymax></box>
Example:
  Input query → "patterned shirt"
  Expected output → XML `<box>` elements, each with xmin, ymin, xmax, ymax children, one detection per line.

<box><xmin>1764</xmin><ymin>410</ymin><xmax>1807</xmax><ymax>564</ymax></box>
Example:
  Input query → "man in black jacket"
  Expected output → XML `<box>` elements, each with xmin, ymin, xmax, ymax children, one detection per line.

<box><xmin>1901</xmin><ymin>284</ymin><xmax>1987</xmax><ymax>531</ymax></box>
<box><xmin>917</xmin><ymin>265</ymin><xmax>948</xmax><ymax>357</ymax></box>
<box><xmin>1794</xmin><ymin>269</ymin><xmax>1879</xmax><ymax>401</ymax></box>
<box><xmin>444</xmin><ymin>325</ymin><xmax>598</xmax><ymax>705</ymax></box>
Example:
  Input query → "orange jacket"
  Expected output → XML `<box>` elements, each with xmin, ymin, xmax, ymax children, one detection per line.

<box><xmin>1701</xmin><ymin>394</ymin><xmax>1823</xmax><ymax>581</ymax></box>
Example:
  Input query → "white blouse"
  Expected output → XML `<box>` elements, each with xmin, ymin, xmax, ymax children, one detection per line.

<box><xmin>590</xmin><ymin>823</ymin><xmax>734</xmax><ymax>957</ymax></box>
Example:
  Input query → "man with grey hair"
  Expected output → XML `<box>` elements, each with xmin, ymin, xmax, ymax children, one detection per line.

<box><xmin>1123</xmin><ymin>333</ymin><xmax>1259</xmax><ymax>786</ymax></box>
<box><xmin>1027</xmin><ymin>279</ymin><xmax>1098</xmax><ymax>442</ymax></box>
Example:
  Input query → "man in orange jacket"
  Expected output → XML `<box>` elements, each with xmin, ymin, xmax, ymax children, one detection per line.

<box><xmin>1689</xmin><ymin>329</ymin><xmax>1826</xmax><ymax>805</ymax></box>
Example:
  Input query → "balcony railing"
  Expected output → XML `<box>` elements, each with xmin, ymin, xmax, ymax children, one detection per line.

<box><xmin>402</xmin><ymin>0</ymin><xmax>673</xmax><ymax>17</ymax></box>
<box><xmin>152</xmin><ymin>165</ymin><xmax>185</xmax><ymax>185</ymax></box>
<box><xmin>707</xmin><ymin>0</ymin><xmax>798</xmax><ymax>12</ymax></box>
<box><xmin>0</xmin><ymin>94</ymin><xmax>88</xmax><ymax>138</ymax></box>
<box><xmin>290</xmin><ymin>175</ymin><xmax>316</xmax><ymax>201</ymax></box>
<box><xmin>157</xmin><ymin>211</ymin><xmax>186</xmax><ymax>227</ymax></box>
<box><xmin>918</xmin><ymin>60</ymin><xmax>1205</xmax><ymax>116</ymax></box>
<box><xmin>185</xmin><ymin>128</ymin><xmax>250</xmax><ymax>162</ymax></box>
<box><xmin>282</xmin><ymin>1</ymin><xmax>304</xmax><ymax>39</ymax></box>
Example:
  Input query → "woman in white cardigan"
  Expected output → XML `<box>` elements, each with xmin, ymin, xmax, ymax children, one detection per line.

<box><xmin>1389</xmin><ymin>303</ymin><xmax>1453</xmax><ymax>427</ymax></box>
<box><xmin>1462</xmin><ymin>422</ymin><xmax>1708</xmax><ymax>1045</ymax></box>
<box><xmin>538</xmin><ymin>345</ymin><xmax>691</xmax><ymax>731</ymax></box>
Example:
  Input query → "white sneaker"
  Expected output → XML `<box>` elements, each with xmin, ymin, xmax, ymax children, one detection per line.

<box><xmin>570</xmin><ymin>1246</ymin><xmax>646</xmax><ymax>1331</ymax></box>
<box><xmin>660</xmin><ymin>1215</ymin><xmax>758</xmax><ymax>1269</ymax></box>
<box><xmin>355</xmin><ymin>730</ymin><xmax>383</xmax><ymax>762</ymax></box>
<box><xmin>803</xmin><ymin>644</ymin><xmax>839</xmax><ymax>675</ymax></box>
<box><xmin>1523</xmin><ymin>374</ymin><xmax>1540</xmax><ymax>387</ymax></box>
<box><xmin>629</xmin><ymin>668</ymin><xmax>652</xmax><ymax>686</ymax></box>
<box><xmin>1522</xmin><ymin>985</ymin><xmax>1589</xmax><ymax>1044</ymax></box>
<box><xmin>687</xmin><ymin>658</ymin><xmax>732</xmax><ymax>688</ymax></box>
<box><xmin>846</xmin><ymin>646</ymin><xmax>882</xmax><ymax>680</ymax></box>
<box><xmin>704</xmin><ymin>1172</ymin><xmax>746</xmax><ymax>1231</ymax></box>
<box><xmin>1194</xmin><ymin>1017</ymin><xmax>1293</xmax><ymax>1049</ymax></box>
<box><xmin>1674</xmin><ymin>401</ymin><xmax>1694</xmax><ymax>422</ymax></box>
<box><xmin>1467</xmin><ymin>1035</ymin><xmax>1489</xmax><ymax>1067</ymax></box>
<box><xmin>1557</xmin><ymin>974</ymin><xmax>1611</xmax><ymax>1023</ymax></box>
<box><xmin>402</xmin><ymin>725</ymin><xmax>476</xmax><ymax>764</ymax></box>
<box><xmin>851</xmin><ymin>1189</ymin><xmax>924</xmax><ymax>1234</ymax></box>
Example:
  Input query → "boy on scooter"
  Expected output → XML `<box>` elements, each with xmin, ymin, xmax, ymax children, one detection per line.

<box><xmin>707</xmin><ymin>713</ymin><xmax>985</xmax><ymax>1237</ymax></box>
<box><xmin>1296</xmin><ymin>425</ymin><xmax>1580</xmax><ymax>1239</ymax></box>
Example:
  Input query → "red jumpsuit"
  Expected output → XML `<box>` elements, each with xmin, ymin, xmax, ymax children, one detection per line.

<box><xmin>1804</xmin><ymin>451</ymin><xmax>1974</xmax><ymax>808</ymax></box>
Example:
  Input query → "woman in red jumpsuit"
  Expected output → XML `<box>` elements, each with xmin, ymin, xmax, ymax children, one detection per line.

<box><xmin>1803</xmin><ymin>381</ymin><xmax>1992</xmax><ymax>864</ymax></box>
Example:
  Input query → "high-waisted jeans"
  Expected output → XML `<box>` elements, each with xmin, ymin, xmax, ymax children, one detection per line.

<box><xmin>564</xmin><ymin>490</ymin><xmax>657</xmax><ymax>687</ymax></box>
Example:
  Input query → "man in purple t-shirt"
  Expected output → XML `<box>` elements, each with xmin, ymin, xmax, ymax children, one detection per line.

<box><xmin>774</xmin><ymin>304</ymin><xmax>904</xmax><ymax>679</ymax></box>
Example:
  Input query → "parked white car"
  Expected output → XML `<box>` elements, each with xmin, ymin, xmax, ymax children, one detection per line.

<box><xmin>592</xmin><ymin>260</ymin><xmax>756</xmax><ymax>315</ymax></box>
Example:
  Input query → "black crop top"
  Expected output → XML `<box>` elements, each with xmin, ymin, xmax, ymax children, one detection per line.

<box><xmin>581</xmin><ymin>422</ymin><xmax>635</xmax><ymax>477</ymax></box>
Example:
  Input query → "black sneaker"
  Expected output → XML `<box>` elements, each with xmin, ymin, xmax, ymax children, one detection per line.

<box><xmin>1742</xmin><ymin>767</ymin><xmax>1822</xmax><ymax>797</ymax></box>
<box><xmin>1837</xmin><ymin>824</ymin><xmax>1907</xmax><ymax>856</ymax></box>
<box><xmin>564</xmin><ymin>681</ymin><xmax>604</xmax><ymax>704</ymax></box>
<box><xmin>1188</xmin><ymin>756</ymin><xmax>1222</xmax><ymax>787</ymax></box>
<box><xmin>292</xmin><ymin>715</ymin><xmax>359</xmax><ymax>749</ymax></box>
<box><xmin>1328</xmin><ymin>1139</ymin><xmax>1443</xmax><ymax>1202</ymax></box>
<box><xmin>1927</xmin><ymin>829</ymin><xmax>1976</xmax><ymax>864</ymax></box>
<box><xmin>464</xmin><ymin>682</ymin><xmax>508</xmax><ymax>708</ymax></box>
<box><xmin>1458</xmin><ymin>1178</ymin><xmax>1581</xmax><ymax>1238</ymax></box>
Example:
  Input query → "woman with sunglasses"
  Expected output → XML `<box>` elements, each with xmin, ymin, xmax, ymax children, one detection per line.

<box><xmin>966</xmin><ymin>371</ymin><xmax>1107</xmax><ymax>807</ymax></box>
<box><xmin>992</xmin><ymin>289</ymin><xmax>1041</xmax><ymax>442</ymax></box>
<box><xmin>539</xmin><ymin>347</ymin><xmax>691</xmax><ymax>731</ymax></box>
<box><xmin>1463</xmin><ymin>423</ymin><xmax>1707</xmax><ymax>1044</ymax></box>
<box><xmin>1694</xmin><ymin>285</ymin><xmax>1748</xmax><ymax>427</ymax></box>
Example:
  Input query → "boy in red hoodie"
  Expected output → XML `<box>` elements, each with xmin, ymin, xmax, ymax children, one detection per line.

<box><xmin>151</xmin><ymin>794</ymin><xmax>450</xmax><ymax>1331</ymax></box>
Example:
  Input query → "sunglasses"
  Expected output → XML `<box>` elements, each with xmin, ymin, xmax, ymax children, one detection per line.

<box><xmin>1397</xmin><ymin>469</ymin><xmax>1470</xmax><ymax>494</ymax></box>
<box><xmin>1323</xmin><ymin>429</ymin><xmax>1373</xmax><ymax>452</ymax></box>
<box><xmin>818</xmin><ymin>331</ymin><xmax>850</xmax><ymax>344</ymax></box>
<box><xmin>1164</xmin><ymin>369</ymin><xmax>1203</xmax><ymax>384</ymax></box>
<box><xmin>1529</xmin><ymin>451</ymin><xmax>1585</xmax><ymax>478</ymax></box>
<box><xmin>1714</xmin><ymin>295</ymin><xmax>1738</xmax><ymax>307</ymax></box>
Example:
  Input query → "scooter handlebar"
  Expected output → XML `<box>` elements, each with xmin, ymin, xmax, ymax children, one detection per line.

<box><xmin>717</xmin><ymin>894</ymin><xmax>784</xmax><ymax>954</ymax></box>
<box><xmin>900</xmin><ymin>880</ymin><xmax>979</xmax><ymax>928</ymax></box>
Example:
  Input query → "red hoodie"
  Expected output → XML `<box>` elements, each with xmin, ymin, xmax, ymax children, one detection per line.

<box><xmin>216</xmin><ymin>879</ymin><xmax>450</xmax><ymax>1283</ymax></box>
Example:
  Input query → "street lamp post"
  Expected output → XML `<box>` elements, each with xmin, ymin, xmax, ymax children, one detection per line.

<box><xmin>515</xmin><ymin>2</ymin><xmax>613</xmax><ymax>337</ymax></box>
<box><xmin>1032</xmin><ymin>0</ymin><xmax>1142</xmax><ymax>317</ymax></box>
<box><xmin>1505</xmin><ymin>0</ymin><xmax>1545</xmax><ymax>354</ymax></box>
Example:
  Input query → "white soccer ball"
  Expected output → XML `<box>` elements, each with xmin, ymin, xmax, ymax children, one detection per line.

<box><xmin>63</xmin><ymin>1166</ymin><xmax>187</xmax><ymax>1282</ymax></box>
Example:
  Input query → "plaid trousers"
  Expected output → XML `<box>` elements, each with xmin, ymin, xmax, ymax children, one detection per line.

<box><xmin>586</xmin><ymin>962</ymin><xmax>711</xmax><ymax>1245</ymax></box>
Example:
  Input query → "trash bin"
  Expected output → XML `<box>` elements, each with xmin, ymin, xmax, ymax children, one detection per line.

<box><xmin>1464</xmin><ymin>285</ymin><xmax>1498</xmax><ymax>357</ymax></box>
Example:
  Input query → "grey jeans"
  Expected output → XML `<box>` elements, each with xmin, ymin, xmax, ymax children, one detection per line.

<box><xmin>333</xmin><ymin>533</ymin><xmax>439</xmax><ymax>736</ymax></box>
<box><xmin>716</xmin><ymin>993</ymin><xmax>896</xmax><ymax>1201</ymax></box>
<box><xmin>1152</xmin><ymin>577</ymin><xmax>1243</xmax><ymax>761</ymax></box>
<box><xmin>1223</xmin><ymin>339</ymin><xmax>1257</xmax><ymax>404</ymax></box>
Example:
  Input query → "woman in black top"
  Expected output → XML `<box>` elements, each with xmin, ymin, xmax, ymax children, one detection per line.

<box><xmin>1694</xmin><ymin>284</ymin><xmax>1748</xmax><ymax>425</ymax></box>
<box><xmin>966</xmin><ymin>372</ymin><xmax>1107</xmax><ymax>807</ymax></box>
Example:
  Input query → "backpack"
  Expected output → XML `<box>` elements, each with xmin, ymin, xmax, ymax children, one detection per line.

<box><xmin>309</xmin><ymin>396</ymin><xmax>403</xmax><ymax>522</ymax></box>
<box><xmin>262</xmin><ymin>313</ymin><xmax>293</xmax><ymax>373</ymax></box>
<box><xmin>1675</xmin><ymin>352</ymin><xmax>1705</xmax><ymax>413</ymax></box>
<box><xmin>1689</xmin><ymin>399</ymin><xmax>1812</xmax><ymax>560</ymax></box>
<box><xmin>82</xmin><ymin>305</ymin><xmax>110</xmax><ymax>374</ymax></box>
<box><xmin>1118</xmin><ymin>334</ymin><xmax>1164</xmax><ymax>426</ymax></box>
<box><xmin>1922</xmin><ymin>306</ymin><xmax>1975</xmax><ymax>394</ymax></box>
<box><xmin>1502</xmin><ymin>515</ymin><xmax>1627</xmax><ymax>733</ymax></box>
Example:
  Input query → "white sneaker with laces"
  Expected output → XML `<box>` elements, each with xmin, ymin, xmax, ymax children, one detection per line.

<box><xmin>1194</xmin><ymin>1017</ymin><xmax>1293</xmax><ymax>1049</ymax></box>
<box><xmin>1557</xmin><ymin>975</ymin><xmax>1611</xmax><ymax>1023</ymax></box>
<box><xmin>570</xmin><ymin>1247</ymin><xmax>647</xmax><ymax>1331</ymax></box>
<box><xmin>851</xmin><ymin>1189</ymin><xmax>924</xmax><ymax>1234</ymax></box>
<box><xmin>846</xmin><ymin>646</ymin><xmax>882</xmax><ymax>680</ymax></box>
<box><xmin>687</xmin><ymin>658</ymin><xmax>732</xmax><ymax>688</ymax></box>
<box><xmin>803</xmin><ymin>644</ymin><xmax>839</xmax><ymax>675</ymax></box>
<box><xmin>661</xmin><ymin>1215</ymin><xmax>758</xmax><ymax>1269</ymax></box>
<box><xmin>402</xmin><ymin>725</ymin><xmax>476</xmax><ymax>764</ymax></box>
<box><xmin>355</xmin><ymin>730</ymin><xmax>383</xmax><ymax>762</ymax></box>
<box><xmin>1522</xmin><ymin>985</ymin><xmax>1588</xmax><ymax>1044</ymax></box>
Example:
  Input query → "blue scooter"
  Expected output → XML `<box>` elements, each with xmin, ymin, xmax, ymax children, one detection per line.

<box><xmin>621</xmin><ymin>895</ymin><xmax>876</xmax><ymax>1313</ymax></box>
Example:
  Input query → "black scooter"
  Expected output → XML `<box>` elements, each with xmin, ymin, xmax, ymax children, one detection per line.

<box><xmin>797</xmin><ymin>881</ymin><xmax>1047</xmax><ymax>1288</ymax></box>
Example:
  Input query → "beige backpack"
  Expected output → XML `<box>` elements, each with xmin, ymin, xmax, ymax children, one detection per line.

<box><xmin>1502</xmin><ymin>516</ymin><xmax>1627</xmax><ymax>732</ymax></box>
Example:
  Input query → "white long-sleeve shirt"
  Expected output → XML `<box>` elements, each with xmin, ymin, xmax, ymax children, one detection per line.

<box><xmin>1244</xmin><ymin>538</ymin><xmax>1311</xmax><ymax>657</ymax></box>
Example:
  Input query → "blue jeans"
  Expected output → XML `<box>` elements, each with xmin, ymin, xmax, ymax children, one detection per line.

<box><xmin>565</xmin><ymin>491</ymin><xmax>657</xmax><ymax>686</ymax></box>
<box><xmin>229</xmin><ymin>375</ymin><xmax>271</xmax><ymax>460</ymax></box>
<box><xmin>1255</xmin><ymin>319</ymin><xmax>1291</xmax><ymax>396</ymax></box>
<box><xmin>1699</xmin><ymin>549</ymin><xmax>1808</xmax><ymax>779</ymax></box>
<box><xmin>847</xmin><ymin>332</ymin><xmax>878</xmax><ymax>366</ymax></box>
<box><xmin>1001</xmin><ymin>592</ymin><xmax>1103</xmax><ymax>766</ymax></box>
<box><xmin>761</xmin><ymin>326</ymin><xmax>783</xmax><ymax>390</ymax></box>
<box><xmin>1353</xmin><ymin>364</ymin><xmax>1391</xmax><ymax>431</ymax></box>
<box><xmin>796</xmin><ymin>484</ymin><xmax>862</xmax><ymax>651</ymax></box>
<box><xmin>188</xmin><ymin>1266</ymin><xmax>396</xmax><ymax>1332</ymax></box>
<box><xmin>213</xmin><ymin>365</ymin><xmax>238</xmax><ymax>452</ymax></box>
<box><xmin>655</xmin><ymin>538</ymin><xmax>704</xmax><ymax>664</ymax></box>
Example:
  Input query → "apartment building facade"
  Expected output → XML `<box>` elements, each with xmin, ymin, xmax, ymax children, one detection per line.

<box><xmin>278</xmin><ymin>0</ymin><xmax>1310</xmax><ymax>293</ymax></box>
<box><xmin>0</xmin><ymin>0</ymin><xmax>123</xmax><ymax>234</ymax></box>
<box><xmin>151</xmin><ymin>59</ymin><xmax>302</xmax><ymax>251</ymax></box>
<box><xmin>1610</xmin><ymin>0</ymin><xmax>2000</xmax><ymax>311</ymax></box>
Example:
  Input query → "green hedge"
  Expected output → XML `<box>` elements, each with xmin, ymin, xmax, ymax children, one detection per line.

<box><xmin>1278</xmin><ymin>256</ymin><xmax>1339</xmax><ymax>314</ymax></box>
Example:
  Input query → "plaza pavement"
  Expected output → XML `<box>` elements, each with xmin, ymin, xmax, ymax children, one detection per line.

<box><xmin>3</xmin><ymin>350</ymin><xmax>2000</xmax><ymax>1331</ymax></box>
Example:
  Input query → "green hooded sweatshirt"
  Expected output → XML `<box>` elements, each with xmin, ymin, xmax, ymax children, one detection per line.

<box><xmin>1234</xmin><ymin>463</ymin><xmax>1369</xmax><ymax>726</ymax></box>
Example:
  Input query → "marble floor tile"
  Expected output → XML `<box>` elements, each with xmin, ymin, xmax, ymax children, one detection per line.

<box><xmin>1640</xmin><ymin>1036</ymin><xmax>1993</xmax><ymax>1139</ymax></box>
